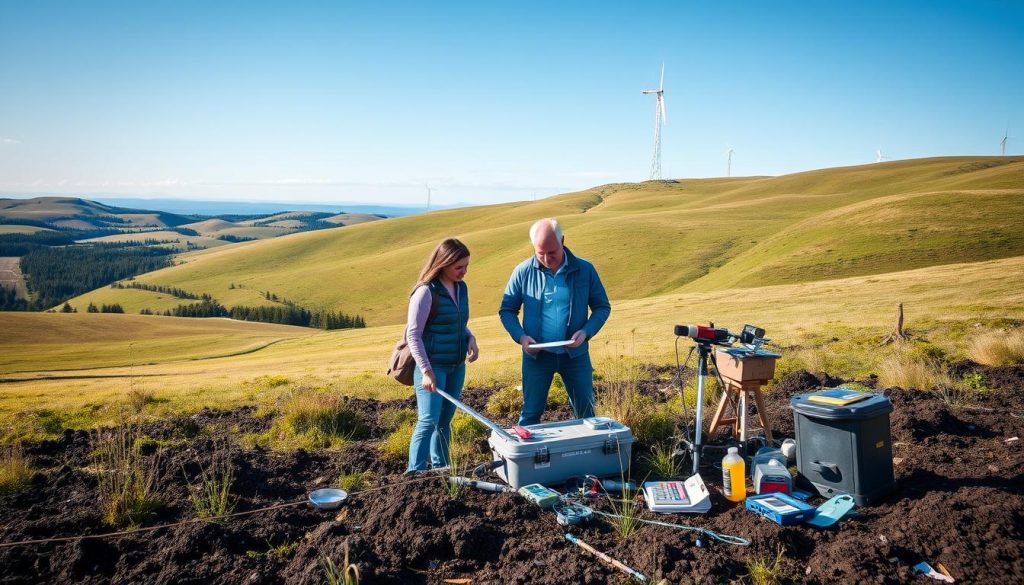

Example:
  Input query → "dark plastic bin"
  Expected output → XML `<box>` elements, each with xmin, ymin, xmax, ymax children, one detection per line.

<box><xmin>790</xmin><ymin>390</ymin><xmax>896</xmax><ymax>505</ymax></box>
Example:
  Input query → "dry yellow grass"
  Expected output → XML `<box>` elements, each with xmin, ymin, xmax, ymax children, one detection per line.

<box><xmin>968</xmin><ymin>330</ymin><xmax>1024</xmax><ymax>366</ymax></box>
<box><xmin>3</xmin><ymin>254</ymin><xmax>1022</xmax><ymax>437</ymax></box>
<box><xmin>876</xmin><ymin>354</ymin><xmax>951</xmax><ymax>391</ymax></box>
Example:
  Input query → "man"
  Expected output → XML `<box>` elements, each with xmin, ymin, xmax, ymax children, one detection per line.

<box><xmin>499</xmin><ymin>218</ymin><xmax>611</xmax><ymax>425</ymax></box>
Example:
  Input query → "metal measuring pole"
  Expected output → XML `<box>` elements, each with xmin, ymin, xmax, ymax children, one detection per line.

<box><xmin>435</xmin><ymin>388</ymin><xmax>518</xmax><ymax>442</ymax></box>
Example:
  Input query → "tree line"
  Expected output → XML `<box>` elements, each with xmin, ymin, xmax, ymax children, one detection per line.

<box><xmin>0</xmin><ymin>285</ymin><xmax>29</xmax><ymax>311</ymax></box>
<box><xmin>151</xmin><ymin>299</ymin><xmax>365</xmax><ymax>329</ymax></box>
<box><xmin>19</xmin><ymin>246</ymin><xmax>173</xmax><ymax>309</ymax></box>
<box><xmin>110</xmin><ymin>282</ymin><xmax>211</xmax><ymax>301</ymax></box>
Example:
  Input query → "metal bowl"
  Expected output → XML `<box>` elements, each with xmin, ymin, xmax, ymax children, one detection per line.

<box><xmin>308</xmin><ymin>488</ymin><xmax>349</xmax><ymax>510</ymax></box>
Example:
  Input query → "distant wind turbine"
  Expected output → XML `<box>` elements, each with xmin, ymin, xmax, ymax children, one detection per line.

<box><xmin>641</xmin><ymin>64</ymin><xmax>667</xmax><ymax>180</ymax></box>
<box><xmin>425</xmin><ymin>184</ymin><xmax>433</xmax><ymax>211</ymax></box>
<box><xmin>1001</xmin><ymin>126</ymin><xmax>1011</xmax><ymax>156</ymax></box>
<box><xmin>726</xmin><ymin>148</ymin><xmax>735</xmax><ymax>177</ymax></box>
<box><xmin>875</xmin><ymin>149</ymin><xmax>889</xmax><ymax>163</ymax></box>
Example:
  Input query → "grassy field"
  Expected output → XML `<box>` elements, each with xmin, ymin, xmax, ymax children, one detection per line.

<box><xmin>64</xmin><ymin>156</ymin><xmax>1024</xmax><ymax>324</ymax></box>
<box><xmin>0</xmin><ymin>257</ymin><xmax>27</xmax><ymax>298</ymax></box>
<box><xmin>79</xmin><ymin>230</ymin><xmax>231</xmax><ymax>251</ymax></box>
<box><xmin>0</xmin><ymin>225</ymin><xmax>55</xmax><ymax>234</ymax></box>
<box><xmin>4</xmin><ymin>254</ymin><xmax>1023</xmax><ymax>439</ymax></box>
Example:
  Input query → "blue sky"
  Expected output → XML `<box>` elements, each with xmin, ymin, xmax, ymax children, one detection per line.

<box><xmin>1</xmin><ymin>1</ymin><xmax>1021</xmax><ymax>206</ymax></box>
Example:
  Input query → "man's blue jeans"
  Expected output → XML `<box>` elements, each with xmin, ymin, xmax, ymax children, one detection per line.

<box><xmin>518</xmin><ymin>350</ymin><xmax>595</xmax><ymax>426</ymax></box>
<box><xmin>408</xmin><ymin>363</ymin><xmax>466</xmax><ymax>472</ymax></box>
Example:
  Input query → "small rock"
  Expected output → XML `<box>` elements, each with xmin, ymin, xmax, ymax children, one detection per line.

<box><xmin>1005</xmin><ymin>436</ymin><xmax>1019</xmax><ymax>444</ymax></box>
<box><xmin>879</xmin><ymin>534</ymin><xmax>888</xmax><ymax>544</ymax></box>
<box><xmin>888</xmin><ymin>557</ymin><xmax>900</xmax><ymax>563</ymax></box>
<box><xmin>893</xmin><ymin>457</ymin><xmax>904</xmax><ymax>466</ymax></box>
<box><xmin>987</xmin><ymin>464</ymin><xmax>999</xmax><ymax>473</ymax></box>
<box><xmin>805</xmin><ymin>566</ymin><xmax>812</xmax><ymax>575</ymax></box>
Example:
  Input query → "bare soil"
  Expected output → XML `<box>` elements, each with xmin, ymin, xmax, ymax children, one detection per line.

<box><xmin>1</xmin><ymin>365</ymin><xmax>1021</xmax><ymax>584</ymax></box>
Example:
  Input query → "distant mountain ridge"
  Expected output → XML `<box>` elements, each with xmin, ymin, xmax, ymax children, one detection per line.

<box><xmin>0</xmin><ymin>196</ymin><xmax>194</xmax><ymax>230</ymax></box>
<box><xmin>88</xmin><ymin>197</ymin><xmax>458</xmax><ymax>217</ymax></box>
<box><xmin>0</xmin><ymin>196</ymin><xmax>385</xmax><ymax>245</ymax></box>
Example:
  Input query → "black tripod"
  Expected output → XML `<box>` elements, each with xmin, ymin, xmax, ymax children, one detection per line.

<box><xmin>675</xmin><ymin>340</ymin><xmax>729</xmax><ymax>475</ymax></box>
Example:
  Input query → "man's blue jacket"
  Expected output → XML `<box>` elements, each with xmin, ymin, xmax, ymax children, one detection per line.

<box><xmin>498</xmin><ymin>246</ymin><xmax>611</xmax><ymax>360</ymax></box>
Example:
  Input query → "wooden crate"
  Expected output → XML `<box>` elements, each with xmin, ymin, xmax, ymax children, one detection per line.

<box><xmin>714</xmin><ymin>348</ymin><xmax>778</xmax><ymax>382</ymax></box>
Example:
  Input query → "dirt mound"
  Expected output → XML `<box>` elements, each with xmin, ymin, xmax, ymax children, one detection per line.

<box><xmin>1</xmin><ymin>365</ymin><xmax>1022</xmax><ymax>583</ymax></box>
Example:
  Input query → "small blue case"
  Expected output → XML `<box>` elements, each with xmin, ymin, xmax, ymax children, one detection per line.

<box><xmin>744</xmin><ymin>492</ymin><xmax>816</xmax><ymax>525</ymax></box>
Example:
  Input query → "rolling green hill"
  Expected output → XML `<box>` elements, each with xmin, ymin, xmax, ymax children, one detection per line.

<box><xmin>66</xmin><ymin>156</ymin><xmax>1024</xmax><ymax>324</ymax></box>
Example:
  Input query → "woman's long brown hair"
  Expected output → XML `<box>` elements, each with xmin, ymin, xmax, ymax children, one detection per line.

<box><xmin>415</xmin><ymin>238</ymin><xmax>470</xmax><ymax>289</ymax></box>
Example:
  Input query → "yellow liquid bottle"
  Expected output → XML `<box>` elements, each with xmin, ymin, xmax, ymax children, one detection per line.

<box><xmin>722</xmin><ymin>447</ymin><xmax>746</xmax><ymax>502</ymax></box>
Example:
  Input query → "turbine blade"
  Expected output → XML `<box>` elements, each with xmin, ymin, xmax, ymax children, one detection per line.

<box><xmin>659</xmin><ymin>63</ymin><xmax>665</xmax><ymax>91</ymax></box>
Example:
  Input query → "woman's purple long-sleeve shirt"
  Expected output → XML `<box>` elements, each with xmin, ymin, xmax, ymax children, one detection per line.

<box><xmin>406</xmin><ymin>284</ymin><xmax>474</xmax><ymax>373</ymax></box>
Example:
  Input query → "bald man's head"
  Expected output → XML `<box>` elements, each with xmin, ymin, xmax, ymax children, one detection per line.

<box><xmin>530</xmin><ymin>218</ymin><xmax>565</xmax><ymax>271</ymax></box>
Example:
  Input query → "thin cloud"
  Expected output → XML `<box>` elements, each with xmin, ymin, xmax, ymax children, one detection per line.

<box><xmin>1</xmin><ymin>137</ymin><xmax>20</xmax><ymax>144</ymax></box>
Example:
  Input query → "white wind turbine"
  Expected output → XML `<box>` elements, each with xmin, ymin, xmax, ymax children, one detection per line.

<box><xmin>726</xmin><ymin>148</ymin><xmax>735</xmax><ymax>177</ymax></box>
<box><xmin>642</xmin><ymin>64</ymin><xmax>667</xmax><ymax>180</ymax></box>
<box><xmin>875</xmin><ymin>149</ymin><xmax>889</xmax><ymax>163</ymax></box>
<box><xmin>425</xmin><ymin>184</ymin><xmax>433</xmax><ymax>211</ymax></box>
<box><xmin>1001</xmin><ymin>127</ymin><xmax>1010</xmax><ymax>156</ymax></box>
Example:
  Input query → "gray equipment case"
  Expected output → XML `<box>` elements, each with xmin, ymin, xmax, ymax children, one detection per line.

<box><xmin>790</xmin><ymin>390</ymin><xmax>896</xmax><ymax>505</ymax></box>
<box><xmin>488</xmin><ymin>417</ymin><xmax>634</xmax><ymax>489</ymax></box>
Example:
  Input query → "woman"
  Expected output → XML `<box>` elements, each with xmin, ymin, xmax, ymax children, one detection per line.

<box><xmin>406</xmin><ymin>238</ymin><xmax>479</xmax><ymax>472</ymax></box>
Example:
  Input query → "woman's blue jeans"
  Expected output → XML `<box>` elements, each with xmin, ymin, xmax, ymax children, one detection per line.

<box><xmin>407</xmin><ymin>363</ymin><xmax>466</xmax><ymax>472</ymax></box>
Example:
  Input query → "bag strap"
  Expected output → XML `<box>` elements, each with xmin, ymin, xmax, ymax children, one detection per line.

<box><xmin>408</xmin><ymin>283</ymin><xmax>441</xmax><ymax>333</ymax></box>
<box><xmin>426</xmin><ymin>286</ymin><xmax>440</xmax><ymax>324</ymax></box>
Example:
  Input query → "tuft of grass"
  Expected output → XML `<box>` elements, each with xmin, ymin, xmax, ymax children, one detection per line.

<box><xmin>968</xmin><ymin>330</ymin><xmax>1024</xmax><ymax>366</ymax></box>
<box><xmin>0</xmin><ymin>444</ymin><xmax>35</xmax><ymax>495</ymax></box>
<box><xmin>92</xmin><ymin>421</ymin><xmax>164</xmax><ymax>527</ymax></box>
<box><xmin>271</xmin><ymin>391</ymin><xmax>369</xmax><ymax>449</ymax></box>
<box><xmin>548</xmin><ymin>374</ymin><xmax>569</xmax><ymax>406</ymax></box>
<box><xmin>378</xmin><ymin>407</ymin><xmax>416</xmax><ymax>433</ymax></box>
<box><xmin>379</xmin><ymin>421</ymin><xmax>415</xmax><ymax>460</ymax></box>
<box><xmin>594</xmin><ymin>337</ymin><xmax>678</xmax><ymax>445</ymax></box>
<box><xmin>441</xmin><ymin>448</ymin><xmax>467</xmax><ymax>500</ymax></box>
<box><xmin>183</xmin><ymin>441</ymin><xmax>234</xmax><ymax>519</ymax></box>
<box><xmin>642</xmin><ymin>441</ymin><xmax>682</xmax><ymax>479</ymax></box>
<box><xmin>322</xmin><ymin>542</ymin><xmax>360</xmax><ymax>585</ymax></box>
<box><xmin>744</xmin><ymin>547</ymin><xmax>788</xmax><ymax>585</ymax></box>
<box><xmin>450</xmin><ymin>411</ymin><xmax>488</xmax><ymax>462</ymax></box>
<box><xmin>485</xmin><ymin>386</ymin><xmax>522</xmax><ymax>418</ymax></box>
<box><xmin>127</xmin><ymin>389</ymin><xmax>157</xmax><ymax>413</ymax></box>
<box><xmin>267</xmin><ymin>540</ymin><xmax>297</xmax><ymax>558</ymax></box>
<box><xmin>877</xmin><ymin>354</ymin><xmax>950</xmax><ymax>390</ymax></box>
<box><xmin>605</xmin><ymin>481</ymin><xmax>643</xmax><ymax>542</ymax></box>
<box><xmin>934</xmin><ymin>381</ymin><xmax>972</xmax><ymax>409</ymax></box>
<box><xmin>336</xmin><ymin>467</ymin><xmax>373</xmax><ymax>492</ymax></box>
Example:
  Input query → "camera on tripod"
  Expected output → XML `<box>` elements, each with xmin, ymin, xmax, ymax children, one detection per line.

<box><xmin>672</xmin><ymin>322</ymin><xmax>770</xmax><ymax>473</ymax></box>
<box><xmin>674</xmin><ymin>323</ymin><xmax>768</xmax><ymax>347</ymax></box>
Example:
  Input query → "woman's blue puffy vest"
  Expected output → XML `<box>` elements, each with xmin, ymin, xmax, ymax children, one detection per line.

<box><xmin>422</xmin><ymin>279</ymin><xmax>469</xmax><ymax>366</ymax></box>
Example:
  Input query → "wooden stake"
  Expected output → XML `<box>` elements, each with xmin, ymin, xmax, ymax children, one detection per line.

<box><xmin>880</xmin><ymin>303</ymin><xmax>909</xmax><ymax>345</ymax></box>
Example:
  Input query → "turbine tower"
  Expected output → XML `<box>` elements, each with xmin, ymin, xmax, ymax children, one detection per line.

<box><xmin>726</xmin><ymin>148</ymin><xmax>735</xmax><ymax>177</ymax></box>
<box><xmin>641</xmin><ymin>64</ymin><xmax>666</xmax><ymax>180</ymax></box>
<box><xmin>1001</xmin><ymin>128</ymin><xmax>1010</xmax><ymax>156</ymax></box>
<box><xmin>425</xmin><ymin>184</ymin><xmax>433</xmax><ymax>211</ymax></box>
